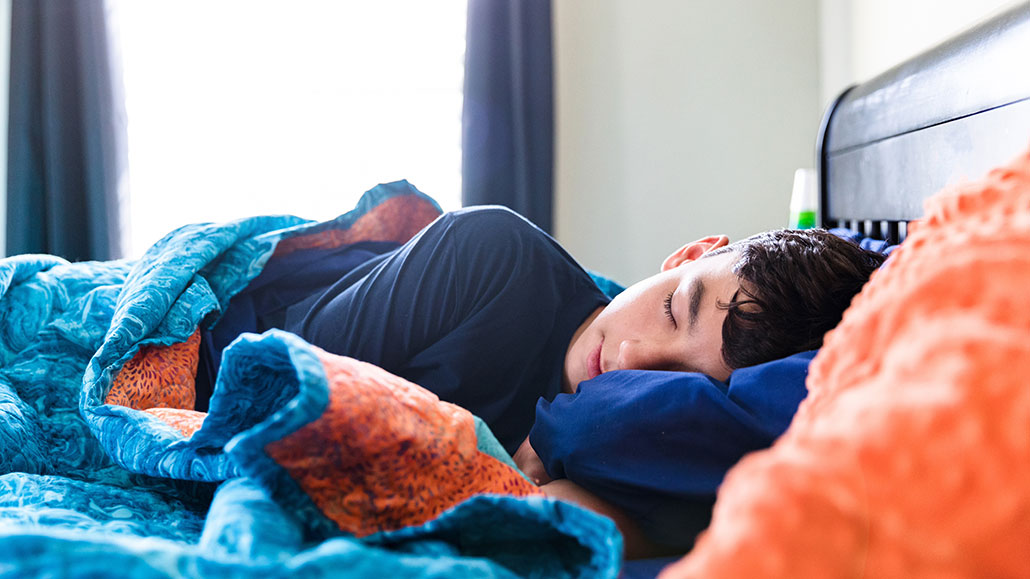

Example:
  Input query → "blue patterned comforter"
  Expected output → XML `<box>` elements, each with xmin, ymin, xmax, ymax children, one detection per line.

<box><xmin>0</xmin><ymin>182</ymin><xmax>620</xmax><ymax>578</ymax></box>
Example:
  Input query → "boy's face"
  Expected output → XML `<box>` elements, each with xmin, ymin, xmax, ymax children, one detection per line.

<box><xmin>563</xmin><ymin>236</ymin><xmax>740</xmax><ymax>392</ymax></box>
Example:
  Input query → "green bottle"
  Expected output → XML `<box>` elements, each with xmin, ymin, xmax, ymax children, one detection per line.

<box><xmin>789</xmin><ymin>168</ymin><xmax>818</xmax><ymax>229</ymax></box>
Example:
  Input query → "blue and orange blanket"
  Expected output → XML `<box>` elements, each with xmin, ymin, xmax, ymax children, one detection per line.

<box><xmin>0</xmin><ymin>182</ymin><xmax>621</xmax><ymax>578</ymax></box>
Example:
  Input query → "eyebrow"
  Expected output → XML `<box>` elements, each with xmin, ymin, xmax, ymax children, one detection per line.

<box><xmin>687</xmin><ymin>278</ymin><xmax>705</xmax><ymax>330</ymax></box>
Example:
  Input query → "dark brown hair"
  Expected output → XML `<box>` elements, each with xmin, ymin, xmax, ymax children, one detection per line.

<box><xmin>711</xmin><ymin>229</ymin><xmax>886</xmax><ymax>369</ymax></box>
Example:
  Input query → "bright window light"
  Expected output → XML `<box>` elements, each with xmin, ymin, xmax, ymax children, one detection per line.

<box><xmin>112</xmin><ymin>1</ymin><xmax>467</xmax><ymax>257</ymax></box>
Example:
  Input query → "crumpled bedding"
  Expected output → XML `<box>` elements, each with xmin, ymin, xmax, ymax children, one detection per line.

<box><xmin>0</xmin><ymin>181</ymin><xmax>621</xmax><ymax>578</ymax></box>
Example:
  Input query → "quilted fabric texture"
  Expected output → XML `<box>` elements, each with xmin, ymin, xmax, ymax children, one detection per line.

<box><xmin>106</xmin><ymin>329</ymin><xmax>201</xmax><ymax>411</ymax></box>
<box><xmin>264</xmin><ymin>348</ymin><xmax>542</xmax><ymax>537</ymax></box>
<box><xmin>0</xmin><ymin>181</ymin><xmax>623</xmax><ymax>578</ymax></box>
<box><xmin>661</xmin><ymin>149</ymin><xmax>1030</xmax><ymax>578</ymax></box>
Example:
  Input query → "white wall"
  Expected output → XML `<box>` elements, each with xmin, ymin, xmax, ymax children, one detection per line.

<box><xmin>0</xmin><ymin>1</ymin><xmax>1019</xmax><ymax>264</ymax></box>
<box><xmin>553</xmin><ymin>0</ymin><xmax>1025</xmax><ymax>284</ymax></box>
<box><xmin>553</xmin><ymin>0</ymin><xmax>821</xmax><ymax>284</ymax></box>
<box><xmin>819</xmin><ymin>0</ymin><xmax>1024</xmax><ymax>106</ymax></box>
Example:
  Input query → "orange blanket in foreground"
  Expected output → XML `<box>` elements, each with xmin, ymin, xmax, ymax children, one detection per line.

<box><xmin>662</xmin><ymin>149</ymin><xmax>1030</xmax><ymax>578</ymax></box>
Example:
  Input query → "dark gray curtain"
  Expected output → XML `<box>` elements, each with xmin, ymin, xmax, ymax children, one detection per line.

<box><xmin>7</xmin><ymin>0</ymin><xmax>126</xmax><ymax>261</ymax></box>
<box><xmin>462</xmin><ymin>0</ymin><xmax>554</xmax><ymax>233</ymax></box>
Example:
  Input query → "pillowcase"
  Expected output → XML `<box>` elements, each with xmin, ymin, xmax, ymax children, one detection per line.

<box><xmin>661</xmin><ymin>149</ymin><xmax>1030</xmax><ymax>577</ymax></box>
<box><xmin>529</xmin><ymin>222</ymin><xmax>891</xmax><ymax>551</ymax></box>
<box><xmin>530</xmin><ymin>350</ymin><xmax>815</xmax><ymax>549</ymax></box>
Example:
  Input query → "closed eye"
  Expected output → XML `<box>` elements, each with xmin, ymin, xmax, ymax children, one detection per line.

<box><xmin>664</xmin><ymin>291</ymin><xmax>677</xmax><ymax>328</ymax></box>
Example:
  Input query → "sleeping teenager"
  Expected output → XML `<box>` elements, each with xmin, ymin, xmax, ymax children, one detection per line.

<box><xmin>196</xmin><ymin>204</ymin><xmax>885</xmax><ymax>558</ymax></box>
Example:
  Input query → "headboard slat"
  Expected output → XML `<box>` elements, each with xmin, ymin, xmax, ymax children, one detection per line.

<box><xmin>817</xmin><ymin>2</ymin><xmax>1030</xmax><ymax>240</ymax></box>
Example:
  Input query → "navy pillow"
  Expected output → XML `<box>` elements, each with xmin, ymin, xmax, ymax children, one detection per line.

<box><xmin>829</xmin><ymin>227</ymin><xmax>898</xmax><ymax>255</ymax></box>
<box><xmin>529</xmin><ymin>349</ymin><xmax>816</xmax><ymax>549</ymax></box>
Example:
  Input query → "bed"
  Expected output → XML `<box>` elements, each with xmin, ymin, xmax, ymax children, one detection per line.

<box><xmin>3</xmin><ymin>4</ymin><xmax>1030</xmax><ymax>578</ymax></box>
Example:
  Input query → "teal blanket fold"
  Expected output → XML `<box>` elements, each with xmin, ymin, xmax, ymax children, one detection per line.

<box><xmin>0</xmin><ymin>181</ymin><xmax>621</xmax><ymax>578</ymax></box>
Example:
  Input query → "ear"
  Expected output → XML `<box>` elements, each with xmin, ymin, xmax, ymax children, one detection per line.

<box><xmin>661</xmin><ymin>235</ymin><xmax>730</xmax><ymax>271</ymax></box>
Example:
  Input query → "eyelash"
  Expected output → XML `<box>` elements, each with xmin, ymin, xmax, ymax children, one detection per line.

<box><xmin>664</xmin><ymin>291</ymin><xmax>677</xmax><ymax>327</ymax></box>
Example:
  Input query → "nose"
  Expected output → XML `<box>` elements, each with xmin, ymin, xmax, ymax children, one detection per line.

<box><xmin>617</xmin><ymin>339</ymin><xmax>674</xmax><ymax>372</ymax></box>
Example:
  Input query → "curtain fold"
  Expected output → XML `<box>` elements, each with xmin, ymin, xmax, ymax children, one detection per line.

<box><xmin>462</xmin><ymin>0</ymin><xmax>554</xmax><ymax>233</ymax></box>
<box><xmin>7</xmin><ymin>0</ymin><xmax>126</xmax><ymax>261</ymax></box>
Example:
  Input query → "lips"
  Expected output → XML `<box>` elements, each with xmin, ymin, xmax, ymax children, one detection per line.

<box><xmin>587</xmin><ymin>339</ymin><xmax>603</xmax><ymax>380</ymax></box>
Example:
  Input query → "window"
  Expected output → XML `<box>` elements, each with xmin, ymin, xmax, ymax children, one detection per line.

<box><xmin>112</xmin><ymin>1</ymin><xmax>466</xmax><ymax>257</ymax></box>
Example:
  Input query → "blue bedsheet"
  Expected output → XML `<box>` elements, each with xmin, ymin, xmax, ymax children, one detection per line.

<box><xmin>0</xmin><ymin>182</ymin><xmax>620</xmax><ymax>578</ymax></box>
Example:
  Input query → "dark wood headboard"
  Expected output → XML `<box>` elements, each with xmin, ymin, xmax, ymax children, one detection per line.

<box><xmin>817</xmin><ymin>2</ymin><xmax>1030</xmax><ymax>243</ymax></box>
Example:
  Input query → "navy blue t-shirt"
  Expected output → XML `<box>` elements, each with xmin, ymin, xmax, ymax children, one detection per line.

<box><xmin>280</xmin><ymin>206</ymin><xmax>610</xmax><ymax>453</ymax></box>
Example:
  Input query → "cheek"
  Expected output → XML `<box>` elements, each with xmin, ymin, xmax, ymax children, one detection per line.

<box><xmin>606</xmin><ymin>281</ymin><xmax>660</xmax><ymax>319</ymax></box>
<box><xmin>595</xmin><ymin>297</ymin><xmax>644</xmax><ymax>335</ymax></box>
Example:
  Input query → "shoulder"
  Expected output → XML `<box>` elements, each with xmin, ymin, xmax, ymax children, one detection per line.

<box><xmin>425</xmin><ymin>206</ymin><xmax>593</xmax><ymax>284</ymax></box>
<box><xmin>433</xmin><ymin>206</ymin><xmax>557</xmax><ymax>254</ymax></box>
<box><xmin>439</xmin><ymin>205</ymin><xmax>539</xmax><ymax>235</ymax></box>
